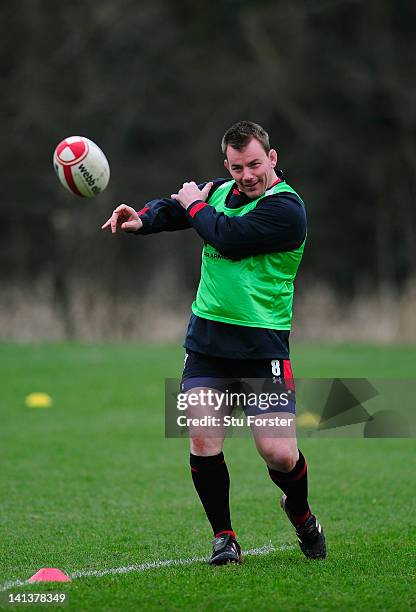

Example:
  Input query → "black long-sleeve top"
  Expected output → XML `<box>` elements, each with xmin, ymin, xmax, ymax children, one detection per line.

<box><xmin>136</xmin><ymin>171</ymin><xmax>307</xmax><ymax>358</ymax></box>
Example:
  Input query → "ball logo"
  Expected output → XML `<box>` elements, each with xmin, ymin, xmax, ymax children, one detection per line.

<box><xmin>56</xmin><ymin>137</ymin><xmax>89</xmax><ymax>167</ymax></box>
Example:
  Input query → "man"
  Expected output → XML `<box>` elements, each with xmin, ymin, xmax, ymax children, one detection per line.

<box><xmin>102</xmin><ymin>121</ymin><xmax>326</xmax><ymax>563</ymax></box>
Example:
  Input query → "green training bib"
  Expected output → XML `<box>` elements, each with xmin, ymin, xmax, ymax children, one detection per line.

<box><xmin>191</xmin><ymin>180</ymin><xmax>305</xmax><ymax>329</ymax></box>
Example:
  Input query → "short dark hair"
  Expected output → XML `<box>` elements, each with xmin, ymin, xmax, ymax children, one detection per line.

<box><xmin>221</xmin><ymin>121</ymin><xmax>270</xmax><ymax>155</ymax></box>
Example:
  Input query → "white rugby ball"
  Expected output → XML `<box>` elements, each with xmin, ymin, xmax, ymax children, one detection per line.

<box><xmin>53</xmin><ymin>136</ymin><xmax>110</xmax><ymax>197</ymax></box>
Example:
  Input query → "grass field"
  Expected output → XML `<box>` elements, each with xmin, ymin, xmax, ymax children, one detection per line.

<box><xmin>0</xmin><ymin>343</ymin><xmax>415</xmax><ymax>611</ymax></box>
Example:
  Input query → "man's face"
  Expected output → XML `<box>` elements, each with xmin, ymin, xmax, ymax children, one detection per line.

<box><xmin>224</xmin><ymin>137</ymin><xmax>278</xmax><ymax>198</ymax></box>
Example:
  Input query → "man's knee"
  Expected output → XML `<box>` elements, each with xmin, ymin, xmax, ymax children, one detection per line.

<box><xmin>190</xmin><ymin>437</ymin><xmax>224</xmax><ymax>456</ymax></box>
<box><xmin>258</xmin><ymin>442</ymin><xmax>298</xmax><ymax>472</ymax></box>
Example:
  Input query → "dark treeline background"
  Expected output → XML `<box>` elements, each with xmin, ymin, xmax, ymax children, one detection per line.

<box><xmin>1</xmin><ymin>0</ymin><xmax>416</xmax><ymax>341</ymax></box>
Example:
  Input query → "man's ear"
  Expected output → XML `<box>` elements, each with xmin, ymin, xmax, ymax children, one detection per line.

<box><xmin>224</xmin><ymin>158</ymin><xmax>229</xmax><ymax>172</ymax></box>
<box><xmin>269</xmin><ymin>149</ymin><xmax>278</xmax><ymax>168</ymax></box>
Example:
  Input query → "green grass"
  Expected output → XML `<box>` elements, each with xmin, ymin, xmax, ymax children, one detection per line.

<box><xmin>0</xmin><ymin>343</ymin><xmax>415</xmax><ymax>611</ymax></box>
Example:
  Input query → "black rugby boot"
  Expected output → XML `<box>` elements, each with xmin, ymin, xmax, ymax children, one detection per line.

<box><xmin>209</xmin><ymin>532</ymin><xmax>242</xmax><ymax>565</ymax></box>
<box><xmin>280</xmin><ymin>494</ymin><xmax>326</xmax><ymax>559</ymax></box>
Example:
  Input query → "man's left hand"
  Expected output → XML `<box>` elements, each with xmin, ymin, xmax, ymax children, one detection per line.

<box><xmin>171</xmin><ymin>181</ymin><xmax>213</xmax><ymax>210</ymax></box>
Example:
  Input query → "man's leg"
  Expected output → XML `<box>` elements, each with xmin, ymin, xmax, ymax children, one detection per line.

<box><xmin>190</xmin><ymin>436</ymin><xmax>232</xmax><ymax>538</ymax></box>
<box><xmin>251</xmin><ymin>416</ymin><xmax>326</xmax><ymax>559</ymax></box>
<box><xmin>185</xmin><ymin>384</ymin><xmax>241</xmax><ymax>564</ymax></box>
<box><xmin>252</xmin><ymin>428</ymin><xmax>310</xmax><ymax>524</ymax></box>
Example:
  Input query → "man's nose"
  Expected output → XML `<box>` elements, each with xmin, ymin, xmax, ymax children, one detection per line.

<box><xmin>242</xmin><ymin>168</ymin><xmax>255</xmax><ymax>183</ymax></box>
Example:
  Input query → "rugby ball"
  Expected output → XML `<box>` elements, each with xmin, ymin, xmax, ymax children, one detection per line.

<box><xmin>53</xmin><ymin>136</ymin><xmax>110</xmax><ymax>197</ymax></box>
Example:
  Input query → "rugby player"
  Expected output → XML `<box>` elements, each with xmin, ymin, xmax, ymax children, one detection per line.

<box><xmin>102</xmin><ymin>121</ymin><xmax>326</xmax><ymax>563</ymax></box>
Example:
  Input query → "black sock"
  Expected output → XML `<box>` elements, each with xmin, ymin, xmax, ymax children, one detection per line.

<box><xmin>190</xmin><ymin>452</ymin><xmax>234</xmax><ymax>537</ymax></box>
<box><xmin>268</xmin><ymin>450</ymin><xmax>311</xmax><ymax>525</ymax></box>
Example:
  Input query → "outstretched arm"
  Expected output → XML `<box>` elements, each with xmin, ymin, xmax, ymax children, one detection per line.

<box><xmin>101</xmin><ymin>181</ymin><xmax>225</xmax><ymax>235</ymax></box>
<box><xmin>101</xmin><ymin>198</ymin><xmax>189</xmax><ymax>235</ymax></box>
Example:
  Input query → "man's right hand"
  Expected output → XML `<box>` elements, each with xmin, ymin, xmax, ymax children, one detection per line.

<box><xmin>101</xmin><ymin>204</ymin><xmax>143</xmax><ymax>234</ymax></box>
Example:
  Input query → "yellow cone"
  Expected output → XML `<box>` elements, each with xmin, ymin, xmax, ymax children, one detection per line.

<box><xmin>25</xmin><ymin>393</ymin><xmax>53</xmax><ymax>408</ymax></box>
<box><xmin>297</xmin><ymin>411</ymin><xmax>319</xmax><ymax>428</ymax></box>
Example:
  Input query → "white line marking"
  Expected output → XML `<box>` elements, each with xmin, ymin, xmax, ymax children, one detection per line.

<box><xmin>1</xmin><ymin>578</ymin><xmax>28</xmax><ymax>592</ymax></box>
<box><xmin>0</xmin><ymin>542</ymin><xmax>294</xmax><ymax>591</ymax></box>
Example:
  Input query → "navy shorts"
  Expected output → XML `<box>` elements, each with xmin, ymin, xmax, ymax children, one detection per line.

<box><xmin>181</xmin><ymin>349</ymin><xmax>296</xmax><ymax>415</ymax></box>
